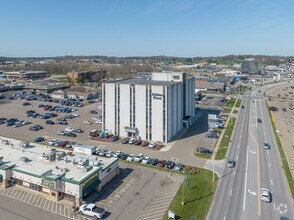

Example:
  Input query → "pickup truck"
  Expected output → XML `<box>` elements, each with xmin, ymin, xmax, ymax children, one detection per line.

<box><xmin>79</xmin><ymin>203</ymin><xmax>106</xmax><ymax>219</ymax></box>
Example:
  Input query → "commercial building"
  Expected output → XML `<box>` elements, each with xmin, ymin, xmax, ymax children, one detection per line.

<box><xmin>102</xmin><ymin>72</ymin><xmax>195</xmax><ymax>143</ymax></box>
<box><xmin>4</xmin><ymin>71</ymin><xmax>49</xmax><ymax>79</ymax></box>
<box><xmin>241</xmin><ymin>59</ymin><xmax>259</xmax><ymax>74</ymax></box>
<box><xmin>67</xmin><ymin>69</ymin><xmax>106</xmax><ymax>83</ymax></box>
<box><xmin>0</xmin><ymin>139</ymin><xmax>119</xmax><ymax>207</ymax></box>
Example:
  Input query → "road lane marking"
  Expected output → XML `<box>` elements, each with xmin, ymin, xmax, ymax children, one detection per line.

<box><xmin>236</xmin><ymin>155</ymin><xmax>238</xmax><ymax>160</ymax></box>
<box><xmin>243</xmin><ymin>145</ymin><xmax>249</xmax><ymax>211</ymax></box>
<box><xmin>274</xmin><ymin>202</ymin><xmax>276</xmax><ymax>210</ymax></box>
<box><xmin>271</xmin><ymin>179</ymin><xmax>273</xmax><ymax>185</ymax></box>
<box><xmin>264</xmin><ymin>132</ymin><xmax>266</xmax><ymax>136</ymax></box>
<box><xmin>250</xmin><ymin>150</ymin><xmax>256</xmax><ymax>154</ymax></box>
<box><xmin>223</xmin><ymin>216</ymin><xmax>226</xmax><ymax>220</ymax></box>
<box><xmin>269</xmin><ymin>163</ymin><xmax>271</xmax><ymax>167</ymax></box>
<box><xmin>267</xmin><ymin>151</ymin><xmax>269</xmax><ymax>154</ymax></box>
<box><xmin>234</xmin><ymin>171</ymin><xmax>236</xmax><ymax>175</ymax></box>
<box><xmin>230</xmin><ymin>189</ymin><xmax>232</xmax><ymax>196</ymax></box>
<box><xmin>248</xmin><ymin>189</ymin><xmax>257</xmax><ymax>195</ymax></box>
<box><xmin>238</xmin><ymin>145</ymin><xmax>240</xmax><ymax>148</ymax></box>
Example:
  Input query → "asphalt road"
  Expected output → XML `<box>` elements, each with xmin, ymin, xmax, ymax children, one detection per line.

<box><xmin>208</xmin><ymin>81</ymin><xmax>294</xmax><ymax>220</ymax></box>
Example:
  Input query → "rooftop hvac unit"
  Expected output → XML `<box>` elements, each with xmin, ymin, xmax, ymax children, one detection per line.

<box><xmin>72</xmin><ymin>158</ymin><xmax>78</xmax><ymax>165</ymax></box>
<box><xmin>45</xmin><ymin>152</ymin><xmax>56</xmax><ymax>162</ymax></box>
<box><xmin>84</xmin><ymin>165</ymin><xmax>93</xmax><ymax>172</ymax></box>
<box><xmin>63</xmin><ymin>156</ymin><xmax>70</xmax><ymax>163</ymax></box>
<box><xmin>55</xmin><ymin>152</ymin><xmax>66</xmax><ymax>161</ymax></box>
<box><xmin>78</xmin><ymin>158</ymin><xmax>89</xmax><ymax>166</ymax></box>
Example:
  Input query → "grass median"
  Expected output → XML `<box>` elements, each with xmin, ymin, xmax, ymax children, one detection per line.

<box><xmin>235</xmin><ymin>99</ymin><xmax>241</xmax><ymax>108</ymax></box>
<box><xmin>163</xmin><ymin>168</ymin><xmax>216</xmax><ymax>220</ymax></box>
<box><xmin>194</xmin><ymin>152</ymin><xmax>212</xmax><ymax>159</ymax></box>
<box><xmin>266</xmin><ymin>103</ymin><xmax>294</xmax><ymax>199</ymax></box>
<box><xmin>215</xmin><ymin>117</ymin><xmax>236</xmax><ymax>160</ymax></box>
<box><xmin>224</xmin><ymin>98</ymin><xmax>236</xmax><ymax>108</ymax></box>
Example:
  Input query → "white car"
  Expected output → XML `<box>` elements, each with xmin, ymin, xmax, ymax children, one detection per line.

<box><xmin>72</xmin><ymin>113</ymin><xmax>79</xmax><ymax>117</ymax></box>
<box><xmin>148</xmin><ymin>142</ymin><xmax>157</xmax><ymax>148</ymax></box>
<box><xmin>126</xmin><ymin>154</ymin><xmax>135</xmax><ymax>162</ymax></box>
<box><xmin>21</xmin><ymin>120</ymin><xmax>31</xmax><ymax>125</ymax></box>
<box><xmin>142</xmin><ymin>157</ymin><xmax>151</xmax><ymax>164</ymax></box>
<box><xmin>57</xmin><ymin>131</ymin><xmax>65</xmax><ymax>136</ymax></box>
<box><xmin>98</xmin><ymin>106</ymin><xmax>103</xmax><ymax>111</ymax></box>
<box><xmin>48</xmin><ymin>139</ymin><xmax>59</xmax><ymax>145</ymax></box>
<box><xmin>129</xmin><ymin>138</ymin><xmax>136</xmax><ymax>144</ymax></box>
<box><xmin>65</xmin><ymin>127</ymin><xmax>74</xmax><ymax>132</ymax></box>
<box><xmin>83</xmin><ymin>120</ymin><xmax>92</xmax><ymax>124</ymax></box>
<box><xmin>134</xmin><ymin>154</ymin><xmax>144</xmax><ymax>162</ymax></box>
<box><xmin>106</xmin><ymin>150</ymin><xmax>113</xmax><ymax>157</ymax></box>
<box><xmin>95</xmin><ymin>120</ymin><xmax>102</xmax><ymax>124</ymax></box>
<box><xmin>113</xmin><ymin>151</ymin><xmax>124</xmax><ymax>158</ymax></box>
<box><xmin>260</xmin><ymin>188</ymin><xmax>271</xmax><ymax>203</ymax></box>
<box><xmin>79</xmin><ymin>203</ymin><xmax>105</xmax><ymax>219</ymax></box>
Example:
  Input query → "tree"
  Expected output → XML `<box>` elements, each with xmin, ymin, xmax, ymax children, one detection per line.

<box><xmin>66</xmin><ymin>76</ymin><xmax>71</xmax><ymax>83</ymax></box>
<box><xmin>75</xmin><ymin>75</ymin><xmax>84</xmax><ymax>84</ymax></box>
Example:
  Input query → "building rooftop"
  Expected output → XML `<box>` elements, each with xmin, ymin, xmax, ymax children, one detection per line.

<box><xmin>0</xmin><ymin>138</ymin><xmax>117</xmax><ymax>183</ymax></box>
<box><xmin>107</xmin><ymin>78</ymin><xmax>176</xmax><ymax>86</ymax></box>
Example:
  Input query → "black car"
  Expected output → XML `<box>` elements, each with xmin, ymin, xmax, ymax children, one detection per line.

<box><xmin>149</xmin><ymin>158</ymin><xmax>159</xmax><ymax>166</ymax></box>
<box><xmin>73</xmin><ymin>128</ymin><xmax>83</xmax><ymax>133</ymax></box>
<box><xmin>111</xmin><ymin>135</ymin><xmax>119</xmax><ymax>142</ymax></box>
<box><xmin>119</xmin><ymin>153</ymin><xmax>129</xmax><ymax>160</ymax></box>
<box><xmin>6</xmin><ymin>121</ymin><xmax>15</xmax><ymax>126</ymax></box>
<box><xmin>29</xmin><ymin>126</ymin><xmax>39</xmax><ymax>131</ymax></box>
<box><xmin>57</xmin><ymin>117</ymin><xmax>66</xmax><ymax>121</ymax></box>
<box><xmin>58</xmin><ymin>121</ymin><xmax>68</xmax><ymax>125</ymax></box>
<box><xmin>165</xmin><ymin>161</ymin><xmax>175</xmax><ymax>169</ymax></box>
<box><xmin>196</xmin><ymin>147</ymin><xmax>211</xmax><ymax>154</ymax></box>
<box><xmin>206</xmin><ymin>133</ymin><xmax>218</xmax><ymax>138</ymax></box>
<box><xmin>34</xmin><ymin>137</ymin><xmax>45</xmax><ymax>142</ymax></box>
<box><xmin>65</xmin><ymin>132</ymin><xmax>77</xmax><ymax>137</ymax></box>
<box><xmin>257</xmin><ymin>119</ymin><xmax>262</xmax><ymax>123</ymax></box>
<box><xmin>90</xmin><ymin>110</ymin><xmax>98</xmax><ymax>114</ymax></box>
<box><xmin>241</xmin><ymin>105</ymin><xmax>245</xmax><ymax>109</ymax></box>
<box><xmin>122</xmin><ymin>138</ymin><xmax>130</xmax><ymax>144</ymax></box>
<box><xmin>22</xmin><ymin>102</ymin><xmax>31</xmax><ymax>106</ymax></box>
<box><xmin>46</xmin><ymin>120</ymin><xmax>55</xmax><ymax>125</ymax></box>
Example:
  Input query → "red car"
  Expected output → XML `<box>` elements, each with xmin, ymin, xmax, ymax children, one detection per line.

<box><xmin>156</xmin><ymin>160</ymin><xmax>166</xmax><ymax>167</ymax></box>
<box><xmin>141</xmin><ymin>141</ymin><xmax>149</xmax><ymax>147</ymax></box>
<box><xmin>134</xmin><ymin>139</ymin><xmax>142</xmax><ymax>145</ymax></box>
<box><xmin>59</xmin><ymin>141</ymin><xmax>69</xmax><ymax>147</ymax></box>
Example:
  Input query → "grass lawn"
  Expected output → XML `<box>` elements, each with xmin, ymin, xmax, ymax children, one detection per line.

<box><xmin>266</xmin><ymin>103</ymin><xmax>294</xmax><ymax>199</ymax></box>
<box><xmin>233</xmin><ymin>110</ymin><xmax>238</xmax><ymax>114</ymax></box>
<box><xmin>224</xmin><ymin>98</ymin><xmax>236</xmax><ymax>108</ymax></box>
<box><xmin>195</xmin><ymin>152</ymin><xmax>212</xmax><ymax>159</ymax></box>
<box><xmin>224</xmin><ymin>108</ymin><xmax>232</xmax><ymax>113</ymax></box>
<box><xmin>163</xmin><ymin>168</ymin><xmax>217</xmax><ymax>220</ymax></box>
<box><xmin>240</xmin><ymin>86</ymin><xmax>251</xmax><ymax>94</ymax></box>
<box><xmin>215</xmin><ymin>117</ymin><xmax>236</xmax><ymax>160</ymax></box>
<box><xmin>235</xmin><ymin>99</ymin><xmax>241</xmax><ymax>108</ymax></box>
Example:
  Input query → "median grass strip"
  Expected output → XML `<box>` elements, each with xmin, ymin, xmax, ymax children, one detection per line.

<box><xmin>233</xmin><ymin>110</ymin><xmax>238</xmax><ymax>114</ymax></box>
<box><xmin>215</xmin><ymin>117</ymin><xmax>236</xmax><ymax>160</ymax></box>
<box><xmin>194</xmin><ymin>152</ymin><xmax>212</xmax><ymax>159</ymax></box>
<box><xmin>163</xmin><ymin>168</ymin><xmax>216</xmax><ymax>220</ymax></box>
<box><xmin>266</xmin><ymin>103</ymin><xmax>294</xmax><ymax>199</ymax></box>
<box><xmin>235</xmin><ymin>99</ymin><xmax>241</xmax><ymax>108</ymax></box>
<box><xmin>224</xmin><ymin>98</ymin><xmax>236</xmax><ymax>108</ymax></box>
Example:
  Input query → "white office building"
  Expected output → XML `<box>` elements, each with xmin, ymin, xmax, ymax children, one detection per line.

<box><xmin>102</xmin><ymin>72</ymin><xmax>195</xmax><ymax>143</ymax></box>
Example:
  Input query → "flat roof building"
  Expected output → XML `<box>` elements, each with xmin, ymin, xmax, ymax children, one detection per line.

<box><xmin>4</xmin><ymin>71</ymin><xmax>49</xmax><ymax>79</ymax></box>
<box><xmin>0</xmin><ymin>139</ymin><xmax>119</xmax><ymax>208</ymax></box>
<box><xmin>102</xmin><ymin>72</ymin><xmax>195</xmax><ymax>143</ymax></box>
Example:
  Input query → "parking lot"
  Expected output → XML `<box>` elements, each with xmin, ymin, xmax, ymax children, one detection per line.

<box><xmin>199</xmin><ymin>95</ymin><xmax>226</xmax><ymax>109</ymax></box>
<box><xmin>84</xmin><ymin>162</ymin><xmax>183</xmax><ymax>220</ymax></box>
<box><xmin>266</xmin><ymin>82</ymin><xmax>294</xmax><ymax>177</ymax></box>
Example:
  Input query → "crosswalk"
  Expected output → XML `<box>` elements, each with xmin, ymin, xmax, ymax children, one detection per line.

<box><xmin>137</xmin><ymin>172</ymin><xmax>183</xmax><ymax>220</ymax></box>
<box><xmin>0</xmin><ymin>189</ymin><xmax>90</xmax><ymax>220</ymax></box>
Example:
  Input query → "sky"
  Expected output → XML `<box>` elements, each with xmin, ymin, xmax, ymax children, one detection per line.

<box><xmin>0</xmin><ymin>0</ymin><xmax>294</xmax><ymax>57</ymax></box>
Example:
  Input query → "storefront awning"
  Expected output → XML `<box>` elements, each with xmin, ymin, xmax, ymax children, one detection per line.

<box><xmin>82</xmin><ymin>177</ymin><xmax>101</xmax><ymax>197</ymax></box>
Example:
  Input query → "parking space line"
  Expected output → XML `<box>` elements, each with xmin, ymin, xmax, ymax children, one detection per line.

<box><xmin>3</xmin><ymin>190</ymin><xmax>10</xmax><ymax>196</ymax></box>
<box><xmin>139</xmin><ymin>208</ymin><xmax>166</xmax><ymax>218</ymax></box>
<box><xmin>35</xmin><ymin>197</ymin><xmax>42</xmax><ymax>206</ymax></box>
<box><xmin>20</xmin><ymin>192</ymin><xmax>27</xmax><ymax>201</ymax></box>
<box><xmin>11</xmin><ymin>191</ymin><xmax>18</xmax><ymax>198</ymax></box>
<box><xmin>23</xmin><ymin>193</ymin><xmax>29</xmax><ymax>202</ymax></box>
<box><xmin>144</xmin><ymin>200</ymin><xmax>172</xmax><ymax>209</ymax></box>
<box><xmin>142</xmin><ymin>201</ymin><xmax>171</xmax><ymax>213</ymax></box>
<box><xmin>44</xmin><ymin>199</ymin><xmax>49</xmax><ymax>209</ymax></box>
<box><xmin>17</xmin><ymin>191</ymin><xmax>24</xmax><ymax>200</ymax></box>
<box><xmin>25</xmin><ymin>194</ymin><xmax>32</xmax><ymax>203</ymax></box>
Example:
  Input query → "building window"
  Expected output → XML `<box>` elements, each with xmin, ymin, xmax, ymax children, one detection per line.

<box><xmin>29</xmin><ymin>183</ymin><xmax>42</xmax><ymax>191</ymax></box>
<box><xmin>173</xmin><ymin>75</ymin><xmax>180</xmax><ymax>80</ymax></box>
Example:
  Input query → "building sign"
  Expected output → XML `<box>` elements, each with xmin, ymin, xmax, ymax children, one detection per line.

<box><xmin>168</xmin><ymin>210</ymin><xmax>175</xmax><ymax>219</ymax></box>
<box><xmin>42</xmin><ymin>179</ymin><xmax>55</xmax><ymax>188</ymax></box>
<box><xmin>82</xmin><ymin>172</ymin><xmax>99</xmax><ymax>188</ymax></box>
<box><xmin>152</xmin><ymin>93</ymin><xmax>163</xmax><ymax>100</ymax></box>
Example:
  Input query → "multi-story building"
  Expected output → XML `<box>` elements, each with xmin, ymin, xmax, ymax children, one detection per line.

<box><xmin>67</xmin><ymin>69</ymin><xmax>106</xmax><ymax>83</ymax></box>
<box><xmin>102</xmin><ymin>72</ymin><xmax>195</xmax><ymax>143</ymax></box>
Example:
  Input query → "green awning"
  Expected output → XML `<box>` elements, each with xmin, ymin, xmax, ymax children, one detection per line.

<box><xmin>82</xmin><ymin>177</ymin><xmax>101</xmax><ymax>197</ymax></box>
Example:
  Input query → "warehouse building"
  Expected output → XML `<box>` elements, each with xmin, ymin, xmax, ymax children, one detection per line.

<box><xmin>102</xmin><ymin>72</ymin><xmax>195</xmax><ymax>143</ymax></box>
<box><xmin>0</xmin><ymin>140</ymin><xmax>119</xmax><ymax>207</ymax></box>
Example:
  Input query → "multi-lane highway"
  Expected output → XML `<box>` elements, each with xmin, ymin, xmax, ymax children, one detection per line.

<box><xmin>208</xmin><ymin>82</ymin><xmax>294</xmax><ymax>220</ymax></box>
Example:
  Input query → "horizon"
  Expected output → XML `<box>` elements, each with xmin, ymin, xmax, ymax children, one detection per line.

<box><xmin>1</xmin><ymin>0</ymin><xmax>294</xmax><ymax>57</ymax></box>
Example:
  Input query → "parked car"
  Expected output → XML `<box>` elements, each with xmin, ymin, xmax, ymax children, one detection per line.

<box><xmin>113</xmin><ymin>151</ymin><xmax>124</xmax><ymax>158</ymax></box>
<box><xmin>148</xmin><ymin>142</ymin><xmax>157</xmax><ymax>148</ymax></box>
<box><xmin>260</xmin><ymin>188</ymin><xmax>271</xmax><ymax>203</ymax></box>
<box><xmin>79</xmin><ymin>203</ymin><xmax>106</xmax><ymax>219</ymax></box>
<box><xmin>48</xmin><ymin>139</ymin><xmax>59</xmax><ymax>145</ymax></box>
<box><xmin>134</xmin><ymin>154</ymin><xmax>144</xmax><ymax>162</ymax></box>
<box><xmin>165</xmin><ymin>160</ymin><xmax>175</xmax><ymax>169</ymax></box>
<box><xmin>269</xmin><ymin>106</ymin><xmax>278</xmax><ymax>112</ymax></box>
<box><xmin>196</xmin><ymin>147</ymin><xmax>211</xmax><ymax>154</ymax></box>
<box><xmin>141</xmin><ymin>141</ymin><xmax>149</xmax><ymax>147</ymax></box>
<box><xmin>57</xmin><ymin>131</ymin><xmax>65</xmax><ymax>136</ymax></box>
<box><xmin>90</xmin><ymin>110</ymin><xmax>98</xmax><ymax>114</ymax></box>
<box><xmin>122</xmin><ymin>138</ymin><xmax>130</xmax><ymax>144</ymax></box>
<box><xmin>111</xmin><ymin>135</ymin><xmax>119</xmax><ymax>142</ymax></box>
<box><xmin>134</xmin><ymin>139</ymin><xmax>142</xmax><ymax>145</ymax></box>
<box><xmin>34</xmin><ymin>137</ymin><xmax>45</xmax><ymax>142</ymax></box>
<box><xmin>206</xmin><ymin>133</ymin><xmax>218</xmax><ymax>138</ymax></box>
<box><xmin>22</xmin><ymin>102</ymin><xmax>31</xmax><ymax>106</ymax></box>
<box><xmin>126</xmin><ymin>154</ymin><xmax>135</xmax><ymax>162</ymax></box>
<box><xmin>73</xmin><ymin>128</ymin><xmax>83</xmax><ymax>133</ymax></box>
<box><xmin>46</xmin><ymin>120</ymin><xmax>55</xmax><ymax>125</ymax></box>
<box><xmin>156</xmin><ymin>160</ymin><xmax>166</xmax><ymax>167</ymax></box>
<box><xmin>174</xmin><ymin>163</ymin><xmax>185</xmax><ymax>171</ymax></box>
<box><xmin>97</xmin><ymin>149</ymin><xmax>108</xmax><ymax>156</ymax></box>
<box><xmin>65</xmin><ymin>132</ymin><xmax>77</xmax><ymax>137</ymax></box>
<box><xmin>58</xmin><ymin>121</ymin><xmax>68</xmax><ymax>125</ymax></box>
<box><xmin>142</xmin><ymin>157</ymin><xmax>151</xmax><ymax>164</ymax></box>
<box><xmin>83</xmin><ymin>120</ymin><xmax>92</xmax><ymax>124</ymax></box>
<box><xmin>149</xmin><ymin>158</ymin><xmax>158</xmax><ymax>166</ymax></box>
<box><xmin>106</xmin><ymin>150</ymin><xmax>113</xmax><ymax>157</ymax></box>
<box><xmin>65</xmin><ymin>127</ymin><xmax>74</xmax><ymax>132</ymax></box>
<box><xmin>128</xmin><ymin>138</ymin><xmax>136</xmax><ymax>144</ymax></box>
<box><xmin>227</xmin><ymin>159</ymin><xmax>235</xmax><ymax>168</ymax></box>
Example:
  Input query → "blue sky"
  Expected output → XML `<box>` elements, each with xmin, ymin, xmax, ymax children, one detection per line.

<box><xmin>0</xmin><ymin>0</ymin><xmax>293</xmax><ymax>57</ymax></box>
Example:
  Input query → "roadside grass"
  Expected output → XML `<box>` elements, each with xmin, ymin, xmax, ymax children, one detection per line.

<box><xmin>233</xmin><ymin>110</ymin><xmax>238</xmax><ymax>114</ymax></box>
<box><xmin>240</xmin><ymin>86</ymin><xmax>251</xmax><ymax>94</ymax></box>
<box><xmin>266</xmin><ymin>103</ymin><xmax>294</xmax><ymax>199</ymax></box>
<box><xmin>215</xmin><ymin>117</ymin><xmax>236</xmax><ymax>160</ymax></box>
<box><xmin>194</xmin><ymin>152</ymin><xmax>212</xmax><ymax>159</ymax></box>
<box><xmin>224</xmin><ymin>98</ymin><xmax>236</xmax><ymax>108</ymax></box>
<box><xmin>235</xmin><ymin>99</ymin><xmax>241</xmax><ymax>108</ymax></box>
<box><xmin>163</xmin><ymin>168</ymin><xmax>217</xmax><ymax>220</ymax></box>
<box><xmin>224</xmin><ymin>108</ymin><xmax>232</xmax><ymax>113</ymax></box>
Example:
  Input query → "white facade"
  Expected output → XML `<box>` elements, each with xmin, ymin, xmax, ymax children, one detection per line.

<box><xmin>103</xmin><ymin>72</ymin><xmax>195</xmax><ymax>143</ymax></box>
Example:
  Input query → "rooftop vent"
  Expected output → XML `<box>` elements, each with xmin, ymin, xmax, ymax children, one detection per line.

<box><xmin>84</xmin><ymin>165</ymin><xmax>93</xmax><ymax>172</ymax></box>
<box><xmin>19</xmin><ymin>157</ymin><xmax>30</xmax><ymax>163</ymax></box>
